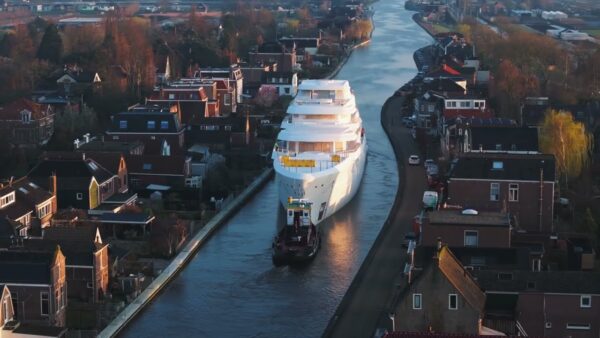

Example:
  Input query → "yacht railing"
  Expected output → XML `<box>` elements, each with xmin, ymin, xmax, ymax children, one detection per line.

<box><xmin>294</xmin><ymin>98</ymin><xmax>350</xmax><ymax>106</ymax></box>
<box><xmin>276</xmin><ymin>149</ymin><xmax>361</xmax><ymax>173</ymax></box>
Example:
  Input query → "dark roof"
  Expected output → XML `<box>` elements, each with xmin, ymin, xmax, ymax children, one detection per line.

<box><xmin>450</xmin><ymin>246</ymin><xmax>531</xmax><ymax>270</ymax></box>
<box><xmin>428</xmin><ymin>210</ymin><xmax>510</xmax><ymax>228</ymax></box>
<box><xmin>12</xmin><ymin>324</ymin><xmax>67</xmax><ymax>337</ymax></box>
<box><xmin>76</xmin><ymin>139</ymin><xmax>144</xmax><ymax>154</ymax></box>
<box><xmin>521</xmin><ymin>97</ymin><xmax>550</xmax><ymax>126</ymax></box>
<box><xmin>29</xmin><ymin>154</ymin><xmax>114</xmax><ymax>189</ymax></box>
<box><xmin>84</xmin><ymin>152</ymin><xmax>123</xmax><ymax>176</ymax></box>
<box><xmin>421</xmin><ymin>78</ymin><xmax>465</xmax><ymax>94</ymax></box>
<box><xmin>451</xmin><ymin>153</ymin><xmax>556</xmax><ymax>182</ymax></box>
<box><xmin>42</xmin><ymin>226</ymin><xmax>105</xmax><ymax>265</ymax></box>
<box><xmin>58</xmin><ymin>70</ymin><xmax>98</xmax><ymax>83</ymax></box>
<box><xmin>108</xmin><ymin>109</ymin><xmax>182</xmax><ymax>134</ymax></box>
<box><xmin>438</xmin><ymin>246</ymin><xmax>486</xmax><ymax>313</ymax></box>
<box><xmin>0</xmin><ymin>250</ymin><xmax>56</xmax><ymax>284</ymax></box>
<box><xmin>473</xmin><ymin>270</ymin><xmax>600</xmax><ymax>294</ymax></box>
<box><xmin>125</xmin><ymin>154</ymin><xmax>188</xmax><ymax>176</ymax></box>
<box><xmin>256</xmin><ymin>41</ymin><xmax>289</xmax><ymax>53</ymax></box>
<box><xmin>97</xmin><ymin>212</ymin><xmax>154</xmax><ymax>224</ymax></box>
<box><xmin>470</xmin><ymin>127</ymin><xmax>539</xmax><ymax>152</ymax></box>
<box><xmin>0</xmin><ymin>217</ymin><xmax>24</xmax><ymax>238</ymax></box>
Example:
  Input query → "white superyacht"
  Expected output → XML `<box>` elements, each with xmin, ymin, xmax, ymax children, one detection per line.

<box><xmin>272</xmin><ymin>80</ymin><xmax>367</xmax><ymax>225</ymax></box>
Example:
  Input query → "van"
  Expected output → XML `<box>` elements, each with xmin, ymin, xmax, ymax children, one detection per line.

<box><xmin>422</xmin><ymin>191</ymin><xmax>438</xmax><ymax>210</ymax></box>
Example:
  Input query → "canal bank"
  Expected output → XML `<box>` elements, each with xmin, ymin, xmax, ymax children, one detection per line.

<box><xmin>119</xmin><ymin>1</ymin><xmax>430</xmax><ymax>337</ymax></box>
<box><xmin>99</xmin><ymin>168</ymin><xmax>273</xmax><ymax>338</ymax></box>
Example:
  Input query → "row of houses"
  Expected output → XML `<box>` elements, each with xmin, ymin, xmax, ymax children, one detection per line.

<box><xmin>387</xmin><ymin>32</ymin><xmax>599</xmax><ymax>338</ymax></box>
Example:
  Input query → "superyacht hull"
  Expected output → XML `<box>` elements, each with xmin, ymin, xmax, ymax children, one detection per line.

<box><xmin>275</xmin><ymin>142</ymin><xmax>367</xmax><ymax>225</ymax></box>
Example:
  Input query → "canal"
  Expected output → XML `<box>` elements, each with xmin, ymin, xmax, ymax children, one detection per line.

<box><xmin>120</xmin><ymin>1</ymin><xmax>431</xmax><ymax>337</ymax></box>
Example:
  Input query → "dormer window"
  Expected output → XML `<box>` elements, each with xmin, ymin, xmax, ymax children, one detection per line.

<box><xmin>119</xmin><ymin>120</ymin><xmax>127</xmax><ymax>129</ymax></box>
<box><xmin>147</xmin><ymin>121</ymin><xmax>156</xmax><ymax>129</ymax></box>
<box><xmin>492</xmin><ymin>161</ymin><xmax>504</xmax><ymax>170</ymax></box>
<box><xmin>160</xmin><ymin>121</ymin><xmax>169</xmax><ymax>130</ymax></box>
<box><xmin>0</xmin><ymin>192</ymin><xmax>15</xmax><ymax>208</ymax></box>
<box><xmin>21</xmin><ymin>109</ymin><xmax>31</xmax><ymax>123</ymax></box>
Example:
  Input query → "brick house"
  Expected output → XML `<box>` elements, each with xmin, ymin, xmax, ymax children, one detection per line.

<box><xmin>263</xmin><ymin>72</ymin><xmax>298</xmax><ymax>96</ymax></box>
<box><xmin>447</xmin><ymin>153</ymin><xmax>556</xmax><ymax>233</ymax></box>
<box><xmin>125</xmin><ymin>154</ymin><xmax>191</xmax><ymax>191</ymax></box>
<box><xmin>393</xmin><ymin>245</ymin><xmax>486</xmax><ymax>334</ymax></box>
<box><xmin>106</xmin><ymin>107</ymin><xmax>185</xmax><ymax>155</ymax></box>
<box><xmin>441</xmin><ymin>118</ymin><xmax>518</xmax><ymax>159</ymax></box>
<box><xmin>28</xmin><ymin>153</ymin><xmax>121</xmax><ymax>210</ymax></box>
<box><xmin>0</xmin><ymin>247</ymin><xmax>67</xmax><ymax>327</ymax></box>
<box><xmin>198</xmin><ymin>64</ymin><xmax>244</xmax><ymax>104</ymax></box>
<box><xmin>0</xmin><ymin>177</ymin><xmax>57</xmax><ymax>237</ymax></box>
<box><xmin>422</xmin><ymin>210</ymin><xmax>511</xmax><ymax>249</ymax></box>
<box><xmin>0</xmin><ymin>98</ymin><xmax>54</xmax><ymax>147</ymax></box>
<box><xmin>474</xmin><ymin>270</ymin><xmax>600</xmax><ymax>337</ymax></box>
<box><xmin>249</xmin><ymin>42</ymin><xmax>297</xmax><ymax>73</ymax></box>
<box><xmin>42</xmin><ymin>226</ymin><xmax>109</xmax><ymax>303</ymax></box>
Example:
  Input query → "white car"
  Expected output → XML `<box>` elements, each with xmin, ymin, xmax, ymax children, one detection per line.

<box><xmin>408</xmin><ymin>155</ymin><xmax>420</xmax><ymax>165</ymax></box>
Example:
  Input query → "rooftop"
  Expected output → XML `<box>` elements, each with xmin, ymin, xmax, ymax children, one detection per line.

<box><xmin>428</xmin><ymin>210</ymin><xmax>510</xmax><ymax>228</ymax></box>
<box><xmin>451</xmin><ymin>153</ymin><xmax>556</xmax><ymax>182</ymax></box>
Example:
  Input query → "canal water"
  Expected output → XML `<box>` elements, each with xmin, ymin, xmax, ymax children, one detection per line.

<box><xmin>120</xmin><ymin>1</ymin><xmax>431</xmax><ymax>337</ymax></box>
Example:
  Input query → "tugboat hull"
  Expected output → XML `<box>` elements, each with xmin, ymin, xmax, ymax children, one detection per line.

<box><xmin>272</xmin><ymin>231</ymin><xmax>320</xmax><ymax>266</ymax></box>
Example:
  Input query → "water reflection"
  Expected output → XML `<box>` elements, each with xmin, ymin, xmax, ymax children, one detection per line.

<box><xmin>120</xmin><ymin>1</ymin><xmax>431</xmax><ymax>337</ymax></box>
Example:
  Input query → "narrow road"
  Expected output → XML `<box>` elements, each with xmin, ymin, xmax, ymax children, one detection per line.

<box><xmin>324</xmin><ymin>95</ymin><xmax>427</xmax><ymax>338</ymax></box>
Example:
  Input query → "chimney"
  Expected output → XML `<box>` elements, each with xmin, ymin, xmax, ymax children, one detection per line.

<box><xmin>83</xmin><ymin>133</ymin><xmax>90</xmax><ymax>143</ymax></box>
<box><xmin>49</xmin><ymin>172</ymin><xmax>57</xmax><ymax>197</ymax></box>
<box><xmin>9</xmin><ymin>176</ymin><xmax>14</xmax><ymax>187</ymax></box>
<box><xmin>74</xmin><ymin>138</ymin><xmax>80</xmax><ymax>149</ymax></box>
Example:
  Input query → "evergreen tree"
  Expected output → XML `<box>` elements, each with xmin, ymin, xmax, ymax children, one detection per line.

<box><xmin>36</xmin><ymin>24</ymin><xmax>63</xmax><ymax>63</ymax></box>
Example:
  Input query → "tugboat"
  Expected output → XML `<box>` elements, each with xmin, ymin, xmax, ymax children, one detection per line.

<box><xmin>272</xmin><ymin>197</ymin><xmax>321</xmax><ymax>265</ymax></box>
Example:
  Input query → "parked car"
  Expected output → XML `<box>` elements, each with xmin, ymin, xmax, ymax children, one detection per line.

<box><xmin>424</xmin><ymin>159</ymin><xmax>435</xmax><ymax>168</ymax></box>
<box><xmin>408</xmin><ymin>155</ymin><xmax>420</xmax><ymax>165</ymax></box>
<box><xmin>426</xmin><ymin>164</ymin><xmax>439</xmax><ymax>176</ymax></box>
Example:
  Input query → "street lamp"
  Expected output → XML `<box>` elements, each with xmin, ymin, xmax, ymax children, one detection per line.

<box><xmin>388</xmin><ymin>312</ymin><xmax>395</xmax><ymax>332</ymax></box>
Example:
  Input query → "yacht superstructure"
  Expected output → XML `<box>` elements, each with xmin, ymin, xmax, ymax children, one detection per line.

<box><xmin>272</xmin><ymin>80</ymin><xmax>367</xmax><ymax>225</ymax></box>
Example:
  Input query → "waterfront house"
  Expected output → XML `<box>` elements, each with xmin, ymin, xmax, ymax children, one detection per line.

<box><xmin>42</xmin><ymin>225</ymin><xmax>109</xmax><ymax>303</ymax></box>
<box><xmin>263</xmin><ymin>72</ymin><xmax>299</xmax><ymax>97</ymax></box>
<box><xmin>421</xmin><ymin>210</ymin><xmax>512</xmax><ymax>249</ymax></box>
<box><xmin>28</xmin><ymin>153</ymin><xmax>120</xmax><ymax>210</ymax></box>
<box><xmin>0</xmin><ymin>247</ymin><xmax>67</xmax><ymax>327</ymax></box>
<box><xmin>249</xmin><ymin>42</ymin><xmax>298</xmax><ymax>73</ymax></box>
<box><xmin>393</xmin><ymin>245</ymin><xmax>485</xmax><ymax>334</ymax></box>
<box><xmin>447</xmin><ymin>153</ymin><xmax>556</xmax><ymax>233</ymax></box>
<box><xmin>106</xmin><ymin>106</ymin><xmax>185</xmax><ymax>156</ymax></box>
<box><xmin>474</xmin><ymin>270</ymin><xmax>600</xmax><ymax>337</ymax></box>
<box><xmin>0</xmin><ymin>176</ymin><xmax>57</xmax><ymax>236</ymax></box>
<box><xmin>440</xmin><ymin>117</ymin><xmax>518</xmax><ymax>159</ymax></box>
<box><xmin>125</xmin><ymin>154</ymin><xmax>192</xmax><ymax>191</ymax></box>
<box><xmin>0</xmin><ymin>98</ymin><xmax>54</xmax><ymax>147</ymax></box>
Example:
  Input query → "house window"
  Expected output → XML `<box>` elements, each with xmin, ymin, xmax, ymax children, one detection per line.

<box><xmin>448</xmin><ymin>294</ymin><xmax>458</xmax><ymax>310</ymax></box>
<box><xmin>143</xmin><ymin>163</ymin><xmax>152</xmax><ymax>170</ymax></box>
<box><xmin>0</xmin><ymin>192</ymin><xmax>15</xmax><ymax>208</ymax></box>
<box><xmin>61</xmin><ymin>284</ymin><xmax>66</xmax><ymax>309</ymax></box>
<box><xmin>224</xmin><ymin>94</ymin><xmax>231</xmax><ymax>106</ymax></box>
<box><xmin>509</xmin><ymin>183</ymin><xmax>519</xmax><ymax>202</ymax></box>
<box><xmin>566</xmin><ymin>323</ymin><xmax>591</xmax><ymax>330</ymax></box>
<box><xmin>76</xmin><ymin>193</ymin><xmax>83</xmax><ymax>200</ymax></box>
<box><xmin>532</xmin><ymin>258</ymin><xmax>541</xmax><ymax>272</ymax></box>
<box><xmin>147</xmin><ymin>121</ymin><xmax>156</xmax><ymax>129</ymax></box>
<box><xmin>3</xmin><ymin>299</ymin><xmax>9</xmax><ymax>322</ymax></box>
<box><xmin>413</xmin><ymin>293</ymin><xmax>422</xmax><ymax>310</ymax></box>
<box><xmin>11</xmin><ymin>292</ymin><xmax>18</xmax><ymax>317</ymax></box>
<box><xmin>40</xmin><ymin>292</ymin><xmax>49</xmax><ymax>316</ymax></box>
<box><xmin>464</xmin><ymin>231</ymin><xmax>478</xmax><ymax>247</ymax></box>
<box><xmin>119</xmin><ymin>120</ymin><xmax>127</xmax><ymax>129</ymax></box>
<box><xmin>581</xmin><ymin>295</ymin><xmax>591</xmax><ymax>308</ymax></box>
<box><xmin>168</xmin><ymin>93</ymin><xmax>175</xmax><ymax>100</ymax></box>
<box><xmin>55</xmin><ymin>289</ymin><xmax>60</xmax><ymax>314</ymax></box>
<box><xmin>160</xmin><ymin>121</ymin><xmax>169</xmax><ymax>130</ymax></box>
<box><xmin>474</xmin><ymin>101</ymin><xmax>480</xmax><ymax>108</ymax></box>
<box><xmin>38</xmin><ymin>202</ymin><xmax>52</xmax><ymax>218</ymax></box>
<box><xmin>498</xmin><ymin>272</ymin><xmax>513</xmax><ymax>280</ymax></box>
<box><xmin>490</xmin><ymin>183</ymin><xmax>500</xmax><ymax>201</ymax></box>
<box><xmin>21</xmin><ymin>110</ymin><xmax>31</xmax><ymax>123</ymax></box>
<box><xmin>492</xmin><ymin>161</ymin><xmax>504</xmax><ymax>170</ymax></box>
<box><xmin>495</xmin><ymin>144</ymin><xmax>502</xmax><ymax>150</ymax></box>
<box><xmin>285</xmin><ymin>87</ymin><xmax>290</xmax><ymax>94</ymax></box>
